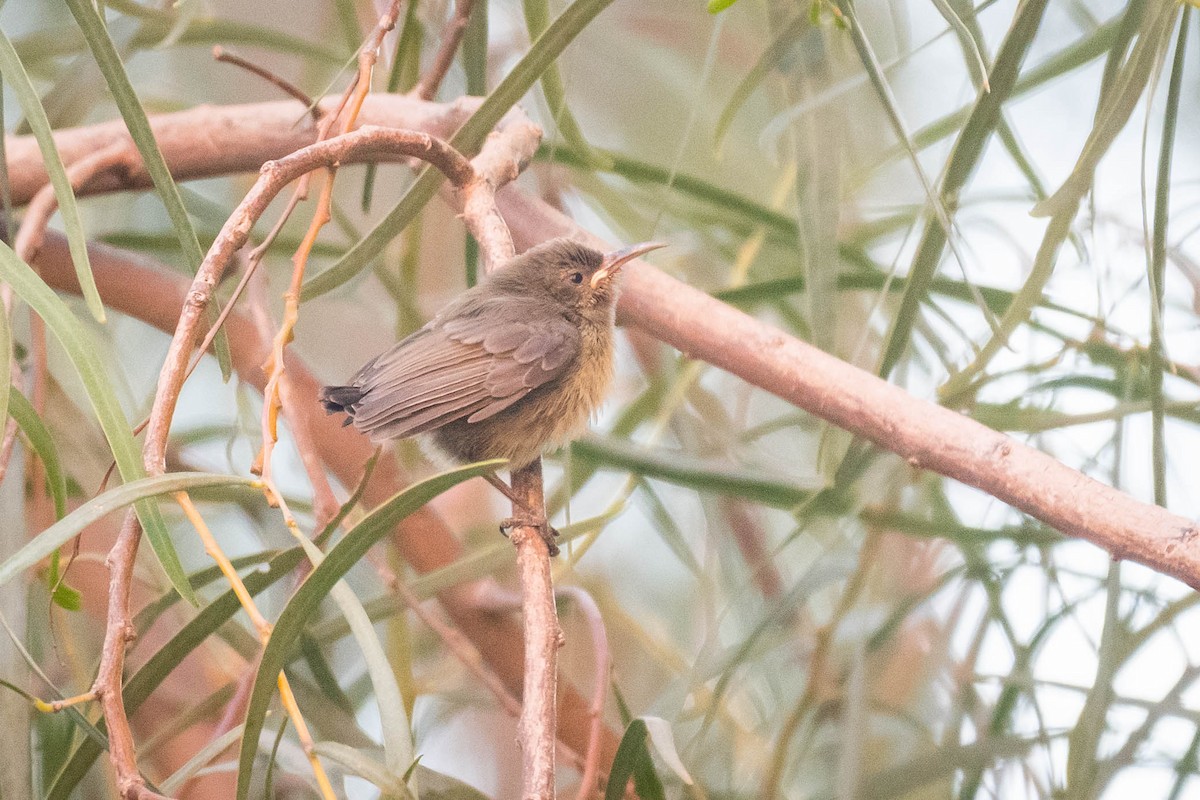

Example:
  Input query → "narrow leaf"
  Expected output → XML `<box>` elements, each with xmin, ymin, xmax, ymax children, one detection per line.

<box><xmin>63</xmin><ymin>0</ymin><xmax>232</xmax><ymax>378</ymax></box>
<box><xmin>6</xmin><ymin>389</ymin><xmax>66</xmax><ymax>521</ymax></box>
<box><xmin>523</xmin><ymin>0</ymin><xmax>610</xmax><ymax>168</ymax></box>
<box><xmin>236</xmin><ymin>460</ymin><xmax>503</xmax><ymax>800</ymax></box>
<box><xmin>877</xmin><ymin>0</ymin><xmax>1051</xmax><ymax>377</ymax></box>
<box><xmin>1032</xmin><ymin>2</ymin><xmax>1179</xmax><ymax>218</ymax></box>
<box><xmin>0</xmin><ymin>472</ymin><xmax>255</xmax><ymax>591</ymax></box>
<box><xmin>0</xmin><ymin>29</ymin><xmax>103</xmax><ymax>321</ymax></box>
<box><xmin>606</xmin><ymin>719</ymin><xmax>666</xmax><ymax>800</ymax></box>
<box><xmin>0</xmin><ymin>241</ymin><xmax>198</xmax><ymax>603</ymax></box>
<box><xmin>572</xmin><ymin>436</ymin><xmax>821</xmax><ymax>507</ymax></box>
<box><xmin>291</xmin><ymin>534</ymin><xmax>414</xmax><ymax>785</ymax></box>
<box><xmin>714</xmin><ymin>11</ymin><xmax>807</xmax><ymax>152</ymax></box>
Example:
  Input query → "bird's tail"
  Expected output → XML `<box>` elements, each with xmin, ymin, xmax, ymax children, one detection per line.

<box><xmin>319</xmin><ymin>385</ymin><xmax>364</xmax><ymax>426</ymax></box>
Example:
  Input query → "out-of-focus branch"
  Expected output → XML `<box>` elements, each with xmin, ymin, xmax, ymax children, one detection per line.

<box><xmin>4</xmin><ymin>95</ymin><xmax>481</xmax><ymax>202</ymax></box>
<box><xmin>414</xmin><ymin>0</ymin><xmax>477</xmax><ymax>101</ymax></box>
<box><xmin>557</xmin><ymin>586</ymin><xmax>610</xmax><ymax>800</ymax></box>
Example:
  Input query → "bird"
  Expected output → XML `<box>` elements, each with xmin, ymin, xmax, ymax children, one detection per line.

<box><xmin>320</xmin><ymin>237</ymin><xmax>665</xmax><ymax>553</ymax></box>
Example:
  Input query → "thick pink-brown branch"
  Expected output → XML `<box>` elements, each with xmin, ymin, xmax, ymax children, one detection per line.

<box><xmin>497</xmin><ymin>188</ymin><xmax>1200</xmax><ymax>587</ymax></box>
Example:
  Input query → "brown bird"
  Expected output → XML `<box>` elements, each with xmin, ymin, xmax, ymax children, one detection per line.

<box><xmin>320</xmin><ymin>237</ymin><xmax>664</xmax><ymax>552</ymax></box>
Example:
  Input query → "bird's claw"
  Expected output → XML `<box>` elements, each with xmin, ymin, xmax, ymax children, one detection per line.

<box><xmin>499</xmin><ymin>517</ymin><xmax>560</xmax><ymax>556</ymax></box>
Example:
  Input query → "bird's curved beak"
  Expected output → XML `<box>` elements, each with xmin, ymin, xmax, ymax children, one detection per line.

<box><xmin>591</xmin><ymin>241</ymin><xmax>667</xmax><ymax>288</ymax></box>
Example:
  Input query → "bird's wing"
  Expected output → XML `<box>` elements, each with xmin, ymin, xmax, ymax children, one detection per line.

<box><xmin>349</xmin><ymin>302</ymin><xmax>580</xmax><ymax>440</ymax></box>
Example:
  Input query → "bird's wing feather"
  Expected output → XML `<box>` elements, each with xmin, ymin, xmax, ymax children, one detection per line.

<box><xmin>348</xmin><ymin>300</ymin><xmax>580</xmax><ymax>440</ymax></box>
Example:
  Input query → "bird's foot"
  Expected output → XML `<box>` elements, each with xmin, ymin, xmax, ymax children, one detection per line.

<box><xmin>499</xmin><ymin>517</ymin><xmax>560</xmax><ymax>557</ymax></box>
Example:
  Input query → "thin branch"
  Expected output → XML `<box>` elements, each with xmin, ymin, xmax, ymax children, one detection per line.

<box><xmin>3</xmin><ymin>95</ymin><xmax>483</xmax><ymax>203</ymax></box>
<box><xmin>94</xmin><ymin>514</ymin><xmax>171</xmax><ymax>800</ymax></box>
<box><xmin>212</xmin><ymin>46</ymin><xmax>317</xmax><ymax>119</ymax></box>
<box><xmin>245</xmin><ymin>264</ymin><xmax>340</xmax><ymax>524</ymax></box>
<box><xmin>414</xmin><ymin>0</ymin><xmax>477</xmax><ymax>101</ymax></box>
<box><xmin>461</xmin><ymin>109</ymin><xmax>542</xmax><ymax>271</ymax></box>
<box><xmin>556</xmin><ymin>586</ymin><xmax>610</xmax><ymax>800</ymax></box>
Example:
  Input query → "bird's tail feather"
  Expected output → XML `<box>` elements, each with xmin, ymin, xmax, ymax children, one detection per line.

<box><xmin>319</xmin><ymin>385</ymin><xmax>364</xmax><ymax>424</ymax></box>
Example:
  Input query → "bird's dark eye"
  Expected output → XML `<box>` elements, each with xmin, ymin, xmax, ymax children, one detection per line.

<box><xmin>569</xmin><ymin>272</ymin><xmax>584</xmax><ymax>285</ymax></box>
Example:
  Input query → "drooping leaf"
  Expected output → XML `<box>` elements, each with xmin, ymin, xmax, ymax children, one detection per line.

<box><xmin>64</xmin><ymin>0</ymin><xmax>232</xmax><ymax>379</ymax></box>
<box><xmin>0</xmin><ymin>29</ymin><xmax>103</xmax><ymax>321</ymax></box>
<box><xmin>0</xmin><ymin>241</ymin><xmax>199</xmax><ymax>603</ymax></box>
<box><xmin>236</xmin><ymin>460</ymin><xmax>503</xmax><ymax>800</ymax></box>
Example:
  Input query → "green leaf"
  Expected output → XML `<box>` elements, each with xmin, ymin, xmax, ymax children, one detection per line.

<box><xmin>302</xmin><ymin>0</ymin><xmax>618</xmax><ymax>300</ymax></box>
<box><xmin>606</xmin><ymin>719</ymin><xmax>666</xmax><ymax>800</ymax></box>
<box><xmin>0</xmin><ymin>29</ymin><xmax>104</xmax><ymax>321</ymax></box>
<box><xmin>1031</xmin><ymin>1</ymin><xmax>1180</xmax><ymax>219</ymax></box>
<box><xmin>290</xmin><ymin>534</ymin><xmax>414</xmax><ymax>787</ymax></box>
<box><xmin>541</xmin><ymin>144</ymin><xmax>797</xmax><ymax>240</ymax></box>
<box><xmin>707</xmin><ymin>0</ymin><xmax>740</xmax><ymax>12</ymax></box>
<box><xmin>523</xmin><ymin>0</ymin><xmax>610</xmax><ymax>169</ymax></box>
<box><xmin>714</xmin><ymin>11</ymin><xmax>807</xmax><ymax>151</ymax></box>
<box><xmin>15</xmin><ymin>18</ymin><xmax>345</xmax><ymax>78</ymax></box>
<box><xmin>572</xmin><ymin>437</ymin><xmax>821</xmax><ymax>507</ymax></box>
<box><xmin>462</xmin><ymin>0</ymin><xmax>489</xmax><ymax>96</ymax></box>
<box><xmin>313</xmin><ymin>743</ymin><xmax>416</xmax><ymax>800</ymax></box>
<box><xmin>877</xmin><ymin>0</ymin><xmax>1051</xmax><ymax>378</ymax></box>
<box><xmin>63</xmin><ymin>0</ymin><xmax>232</xmax><ymax>379</ymax></box>
<box><xmin>7</xmin><ymin>389</ymin><xmax>67</xmax><ymax>521</ymax></box>
<box><xmin>0</xmin><ymin>472</ymin><xmax>255</xmax><ymax>591</ymax></box>
<box><xmin>836</xmin><ymin>0</ymin><xmax>1000</xmax><ymax>340</ymax></box>
<box><xmin>0</xmin><ymin>241</ymin><xmax>199</xmax><ymax>604</ymax></box>
<box><xmin>1148</xmin><ymin>10</ymin><xmax>1189</xmax><ymax>508</ymax></box>
<box><xmin>236</xmin><ymin>460</ymin><xmax>503</xmax><ymax>800</ymax></box>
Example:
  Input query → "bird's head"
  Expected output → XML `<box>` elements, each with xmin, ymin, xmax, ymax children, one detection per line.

<box><xmin>501</xmin><ymin>238</ymin><xmax>666</xmax><ymax>316</ymax></box>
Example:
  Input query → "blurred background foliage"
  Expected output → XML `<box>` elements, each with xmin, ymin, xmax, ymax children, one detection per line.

<box><xmin>1</xmin><ymin>0</ymin><xmax>1200</xmax><ymax>798</ymax></box>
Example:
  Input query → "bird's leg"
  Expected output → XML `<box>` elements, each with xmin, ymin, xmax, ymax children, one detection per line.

<box><xmin>483</xmin><ymin>472</ymin><xmax>560</xmax><ymax>556</ymax></box>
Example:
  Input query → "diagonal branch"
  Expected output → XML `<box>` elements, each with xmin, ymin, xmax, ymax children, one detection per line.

<box><xmin>414</xmin><ymin>0</ymin><xmax>478</xmax><ymax>101</ymax></box>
